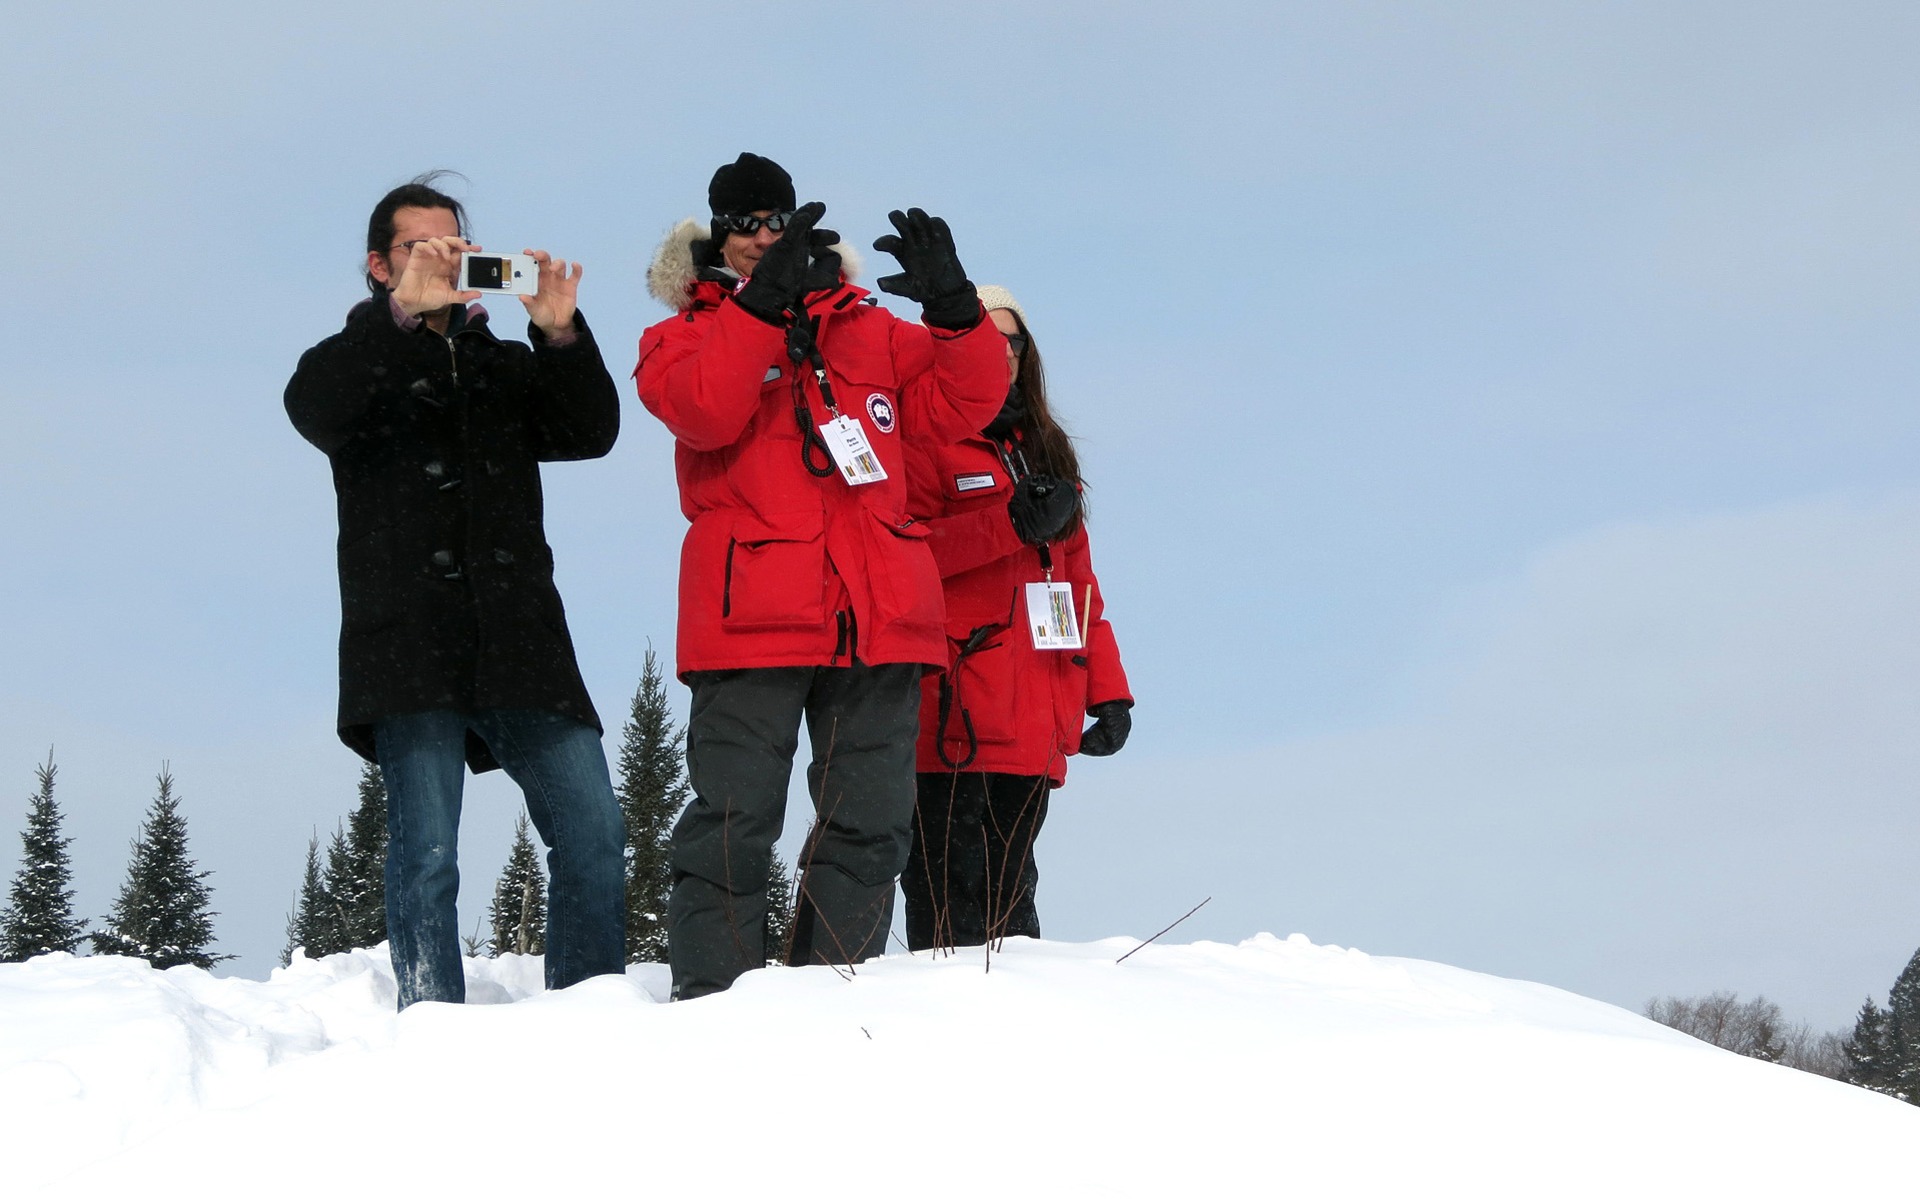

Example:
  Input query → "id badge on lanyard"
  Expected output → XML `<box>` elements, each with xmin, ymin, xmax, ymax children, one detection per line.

<box><xmin>819</xmin><ymin>413</ymin><xmax>888</xmax><ymax>486</ymax></box>
<box><xmin>1026</xmin><ymin>581</ymin><xmax>1088</xmax><ymax>650</ymax></box>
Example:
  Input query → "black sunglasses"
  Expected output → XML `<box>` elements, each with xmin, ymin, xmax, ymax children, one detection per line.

<box><xmin>720</xmin><ymin>211</ymin><xmax>795</xmax><ymax>236</ymax></box>
<box><xmin>1004</xmin><ymin>332</ymin><xmax>1031</xmax><ymax>356</ymax></box>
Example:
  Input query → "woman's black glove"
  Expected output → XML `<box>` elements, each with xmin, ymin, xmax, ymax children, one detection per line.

<box><xmin>872</xmin><ymin>208</ymin><xmax>979</xmax><ymax>330</ymax></box>
<box><xmin>1079</xmin><ymin>701</ymin><xmax>1132</xmax><ymax>757</ymax></box>
<box><xmin>1007</xmin><ymin>474</ymin><xmax>1079</xmax><ymax>545</ymax></box>
<box><xmin>734</xmin><ymin>202</ymin><xmax>837</xmax><ymax>324</ymax></box>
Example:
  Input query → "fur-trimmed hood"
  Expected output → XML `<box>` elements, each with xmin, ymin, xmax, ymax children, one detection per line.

<box><xmin>646</xmin><ymin>216</ymin><xmax>862</xmax><ymax>311</ymax></box>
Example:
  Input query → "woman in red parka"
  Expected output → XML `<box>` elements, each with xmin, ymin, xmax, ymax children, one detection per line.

<box><xmin>902</xmin><ymin>284</ymin><xmax>1133</xmax><ymax>950</ymax></box>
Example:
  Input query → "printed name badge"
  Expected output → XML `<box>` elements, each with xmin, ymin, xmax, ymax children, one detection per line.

<box><xmin>819</xmin><ymin>414</ymin><xmax>888</xmax><ymax>486</ymax></box>
<box><xmin>1025</xmin><ymin>581</ymin><xmax>1084</xmax><ymax>650</ymax></box>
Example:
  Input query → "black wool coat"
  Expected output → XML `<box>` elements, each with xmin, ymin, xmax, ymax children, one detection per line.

<box><xmin>285</xmin><ymin>296</ymin><xmax>620</xmax><ymax>770</ymax></box>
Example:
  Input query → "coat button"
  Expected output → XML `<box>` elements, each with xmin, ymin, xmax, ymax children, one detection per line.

<box><xmin>424</xmin><ymin>461</ymin><xmax>445</xmax><ymax>478</ymax></box>
<box><xmin>431</xmin><ymin>550</ymin><xmax>453</xmax><ymax>567</ymax></box>
<box><xmin>493</xmin><ymin>549</ymin><xmax>515</xmax><ymax>565</ymax></box>
<box><xmin>409</xmin><ymin>377</ymin><xmax>435</xmax><ymax>397</ymax></box>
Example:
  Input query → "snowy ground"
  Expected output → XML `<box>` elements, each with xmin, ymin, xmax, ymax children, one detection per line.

<box><xmin>3</xmin><ymin>935</ymin><xmax>1914</xmax><ymax>1196</ymax></box>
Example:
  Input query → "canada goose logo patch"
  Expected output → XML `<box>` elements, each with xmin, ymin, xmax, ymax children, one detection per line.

<box><xmin>865</xmin><ymin>393</ymin><xmax>896</xmax><ymax>434</ymax></box>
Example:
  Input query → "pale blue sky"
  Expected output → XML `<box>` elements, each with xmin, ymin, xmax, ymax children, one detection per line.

<box><xmin>2</xmin><ymin>2</ymin><xmax>1916</xmax><ymax>1028</ymax></box>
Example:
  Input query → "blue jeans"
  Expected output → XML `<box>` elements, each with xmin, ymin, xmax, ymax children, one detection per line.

<box><xmin>373</xmin><ymin>708</ymin><xmax>627</xmax><ymax>1009</ymax></box>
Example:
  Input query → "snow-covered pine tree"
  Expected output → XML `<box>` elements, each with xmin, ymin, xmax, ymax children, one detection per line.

<box><xmin>1843</xmin><ymin>997</ymin><xmax>1901</xmax><ymax>1098</ymax></box>
<box><xmin>1884</xmin><ymin>946</ymin><xmax>1920</xmax><ymax>1103</ymax></box>
<box><xmin>617</xmin><ymin>648</ymin><xmax>689</xmax><ymax>963</ymax></box>
<box><xmin>280</xmin><ymin>832</ymin><xmax>327</xmax><ymax>966</ymax></box>
<box><xmin>488</xmin><ymin>813</ymin><xmax>546</xmax><ymax>957</ymax></box>
<box><xmin>90</xmin><ymin>766</ymin><xmax>228</xmax><ymax>969</ymax></box>
<box><xmin>315</xmin><ymin>823</ymin><xmax>356</xmax><ymax>955</ymax></box>
<box><xmin>334</xmin><ymin>761</ymin><xmax>388</xmax><ymax>948</ymax></box>
<box><xmin>0</xmin><ymin>752</ymin><xmax>88</xmax><ymax>961</ymax></box>
<box><xmin>291</xmin><ymin>762</ymin><xmax>390</xmax><ymax>963</ymax></box>
<box><xmin>765</xmin><ymin>844</ymin><xmax>793</xmax><ymax>966</ymax></box>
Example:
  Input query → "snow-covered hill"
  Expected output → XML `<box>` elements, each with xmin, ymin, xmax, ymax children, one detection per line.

<box><xmin>3</xmin><ymin>935</ymin><xmax>1913</xmax><ymax>1196</ymax></box>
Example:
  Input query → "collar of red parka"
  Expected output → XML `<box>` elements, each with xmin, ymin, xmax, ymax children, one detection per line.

<box><xmin>645</xmin><ymin>216</ymin><xmax>863</xmax><ymax>314</ymax></box>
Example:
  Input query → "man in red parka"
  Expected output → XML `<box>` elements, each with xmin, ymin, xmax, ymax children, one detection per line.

<box><xmin>635</xmin><ymin>153</ymin><xmax>1006</xmax><ymax>997</ymax></box>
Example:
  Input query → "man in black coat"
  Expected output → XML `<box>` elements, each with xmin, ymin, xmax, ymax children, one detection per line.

<box><xmin>286</xmin><ymin>175</ymin><xmax>625</xmax><ymax>1008</ymax></box>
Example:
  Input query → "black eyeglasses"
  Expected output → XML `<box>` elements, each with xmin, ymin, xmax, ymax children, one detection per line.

<box><xmin>1004</xmin><ymin>332</ymin><xmax>1031</xmax><ymax>356</ymax></box>
<box><xmin>388</xmin><ymin>239</ymin><xmax>431</xmax><ymax>253</ymax></box>
<box><xmin>719</xmin><ymin>211</ymin><xmax>795</xmax><ymax>236</ymax></box>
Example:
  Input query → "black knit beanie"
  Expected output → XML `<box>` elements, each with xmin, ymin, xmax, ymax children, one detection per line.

<box><xmin>709</xmin><ymin>152</ymin><xmax>794</xmax><ymax>217</ymax></box>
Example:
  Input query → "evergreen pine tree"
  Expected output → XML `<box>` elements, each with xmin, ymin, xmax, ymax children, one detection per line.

<box><xmin>488</xmin><ymin>813</ymin><xmax>546</xmax><ymax>957</ymax></box>
<box><xmin>90</xmin><ymin>766</ymin><xmax>229</xmax><ymax>969</ymax></box>
<box><xmin>334</xmin><ymin>761</ymin><xmax>388</xmax><ymax>948</ymax></box>
<box><xmin>313</xmin><ymin>823</ymin><xmax>356</xmax><ymax>955</ymax></box>
<box><xmin>280</xmin><ymin>833</ymin><xmax>326</xmax><ymax>966</ymax></box>
<box><xmin>0</xmin><ymin>752</ymin><xmax>88</xmax><ymax>961</ymax></box>
<box><xmin>287</xmin><ymin>762</ymin><xmax>390</xmax><ymax>964</ymax></box>
<box><xmin>1884</xmin><ymin>946</ymin><xmax>1920</xmax><ymax>1102</ymax></box>
<box><xmin>764</xmin><ymin>845</ymin><xmax>794</xmax><ymax>966</ymax></box>
<box><xmin>1840</xmin><ymin>946</ymin><xmax>1920</xmax><ymax>1105</ymax></box>
<box><xmin>617</xmin><ymin>649</ymin><xmax>689</xmax><ymax>963</ymax></box>
<box><xmin>1843</xmin><ymin>997</ymin><xmax>1901</xmax><ymax>1098</ymax></box>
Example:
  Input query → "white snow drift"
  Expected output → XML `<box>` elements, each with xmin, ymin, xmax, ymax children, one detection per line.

<box><xmin>2</xmin><ymin>934</ymin><xmax>1914</xmax><ymax>1196</ymax></box>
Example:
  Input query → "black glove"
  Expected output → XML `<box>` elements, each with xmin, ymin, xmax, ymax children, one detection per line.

<box><xmin>1079</xmin><ymin>701</ymin><xmax>1132</xmax><ymax>757</ymax></box>
<box><xmin>800</xmin><ymin>234</ymin><xmax>843</xmax><ymax>295</ymax></box>
<box><xmin>734</xmin><ymin>202</ymin><xmax>837</xmax><ymax>324</ymax></box>
<box><xmin>1007</xmin><ymin>474</ymin><xmax>1079</xmax><ymax>545</ymax></box>
<box><xmin>872</xmin><ymin>207</ymin><xmax>979</xmax><ymax>330</ymax></box>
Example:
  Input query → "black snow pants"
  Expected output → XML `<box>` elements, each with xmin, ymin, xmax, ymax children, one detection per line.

<box><xmin>901</xmin><ymin>771</ymin><xmax>1052</xmax><ymax>951</ymax></box>
<box><xmin>668</xmin><ymin>662</ymin><xmax>921</xmax><ymax>999</ymax></box>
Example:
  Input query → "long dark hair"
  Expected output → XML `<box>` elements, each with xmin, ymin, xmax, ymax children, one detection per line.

<box><xmin>1004</xmin><ymin>311</ymin><xmax>1086</xmax><ymax>535</ymax></box>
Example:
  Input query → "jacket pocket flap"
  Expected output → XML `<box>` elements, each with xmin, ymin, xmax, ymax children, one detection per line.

<box><xmin>870</xmin><ymin>508</ymin><xmax>929</xmax><ymax>539</ymax></box>
<box><xmin>831</xmin><ymin>352</ymin><xmax>900</xmax><ymax>392</ymax></box>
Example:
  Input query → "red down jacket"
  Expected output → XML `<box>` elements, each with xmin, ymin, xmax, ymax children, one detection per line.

<box><xmin>636</xmin><ymin>221</ymin><xmax>1007</xmax><ymax>676</ymax></box>
<box><xmin>905</xmin><ymin>431</ymin><xmax>1132</xmax><ymax>786</ymax></box>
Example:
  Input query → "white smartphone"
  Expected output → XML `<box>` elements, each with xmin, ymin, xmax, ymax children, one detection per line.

<box><xmin>458</xmin><ymin>251</ymin><xmax>539</xmax><ymax>296</ymax></box>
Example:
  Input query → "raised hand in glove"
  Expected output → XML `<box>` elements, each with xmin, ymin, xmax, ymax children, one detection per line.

<box><xmin>1007</xmin><ymin>473</ymin><xmax>1079</xmax><ymax>545</ymax></box>
<box><xmin>734</xmin><ymin>202</ymin><xmax>839</xmax><ymax>324</ymax></box>
<box><xmin>800</xmin><ymin>232</ymin><xmax>844</xmax><ymax>295</ymax></box>
<box><xmin>1079</xmin><ymin>701</ymin><xmax>1132</xmax><ymax>757</ymax></box>
<box><xmin>872</xmin><ymin>208</ymin><xmax>979</xmax><ymax>330</ymax></box>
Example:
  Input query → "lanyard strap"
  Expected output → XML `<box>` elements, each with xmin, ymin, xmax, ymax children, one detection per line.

<box><xmin>785</xmin><ymin>317</ymin><xmax>838</xmax><ymax>478</ymax></box>
<box><xmin>993</xmin><ymin>436</ymin><xmax>1031</xmax><ymax>484</ymax></box>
